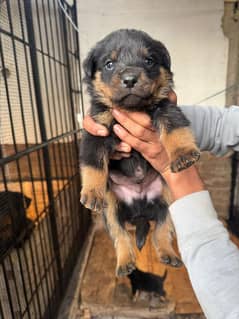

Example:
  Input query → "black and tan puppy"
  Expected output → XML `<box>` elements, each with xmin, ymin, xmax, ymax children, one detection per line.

<box><xmin>0</xmin><ymin>191</ymin><xmax>33</xmax><ymax>249</ymax></box>
<box><xmin>128</xmin><ymin>267</ymin><xmax>167</xmax><ymax>301</ymax></box>
<box><xmin>80</xmin><ymin>29</ymin><xmax>200</xmax><ymax>276</ymax></box>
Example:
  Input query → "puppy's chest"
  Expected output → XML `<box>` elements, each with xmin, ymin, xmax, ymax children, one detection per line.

<box><xmin>109</xmin><ymin>169</ymin><xmax>164</xmax><ymax>205</ymax></box>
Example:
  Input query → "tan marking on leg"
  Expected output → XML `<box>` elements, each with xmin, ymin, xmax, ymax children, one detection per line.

<box><xmin>93</xmin><ymin>111</ymin><xmax>113</xmax><ymax>128</ymax></box>
<box><xmin>104</xmin><ymin>191</ymin><xmax>135</xmax><ymax>276</ymax></box>
<box><xmin>152</xmin><ymin>215</ymin><xmax>182</xmax><ymax>267</ymax></box>
<box><xmin>160</xmin><ymin>127</ymin><xmax>200</xmax><ymax>172</ymax></box>
<box><xmin>80</xmin><ymin>164</ymin><xmax>108</xmax><ymax>212</ymax></box>
<box><xmin>161</xmin><ymin>127</ymin><xmax>197</xmax><ymax>160</ymax></box>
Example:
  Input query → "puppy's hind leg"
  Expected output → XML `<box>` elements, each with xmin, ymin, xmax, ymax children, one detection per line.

<box><xmin>103</xmin><ymin>191</ymin><xmax>136</xmax><ymax>277</ymax></box>
<box><xmin>152</xmin><ymin>215</ymin><xmax>182</xmax><ymax>268</ymax></box>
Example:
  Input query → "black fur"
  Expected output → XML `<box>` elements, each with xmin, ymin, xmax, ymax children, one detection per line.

<box><xmin>118</xmin><ymin>197</ymin><xmax>168</xmax><ymax>250</ymax></box>
<box><xmin>128</xmin><ymin>267</ymin><xmax>167</xmax><ymax>297</ymax></box>
<box><xmin>83</xmin><ymin>29</ymin><xmax>171</xmax><ymax>85</ymax></box>
<box><xmin>0</xmin><ymin>191</ymin><xmax>33</xmax><ymax>249</ymax></box>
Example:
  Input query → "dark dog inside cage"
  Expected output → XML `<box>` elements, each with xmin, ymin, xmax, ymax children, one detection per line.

<box><xmin>80</xmin><ymin>29</ymin><xmax>200</xmax><ymax>276</ymax></box>
<box><xmin>128</xmin><ymin>267</ymin><xmax>167</xmax><ymax>303</ymax></box>
<box><xmin>0</xmin><ymin>191</ymin><xmax>33</xmax><ymax>250</ymax></box>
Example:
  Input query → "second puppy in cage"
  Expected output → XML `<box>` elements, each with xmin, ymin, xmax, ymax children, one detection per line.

<box><xmin>80</xmin><ymin>29</ymin><xmax>200</xmax><ymax>276</ymax></box>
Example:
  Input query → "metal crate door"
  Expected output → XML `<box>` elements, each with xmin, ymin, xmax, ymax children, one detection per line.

<box><xmin>0</xmin><ymin>1</ymin><xmax>90</xmax><ymax>318</ymax></box>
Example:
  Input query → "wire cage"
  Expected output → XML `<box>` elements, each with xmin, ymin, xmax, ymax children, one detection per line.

<box><xmin>0</xmin><ymin>0</ymin><xmax>90</xmax><ymax>318</ymax></box>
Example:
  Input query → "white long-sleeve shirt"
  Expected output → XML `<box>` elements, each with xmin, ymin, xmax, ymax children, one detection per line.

<box><xmin>170</xmin><ymin>105</ymin><xmax>239</xmax><ymax>319</ymax></box>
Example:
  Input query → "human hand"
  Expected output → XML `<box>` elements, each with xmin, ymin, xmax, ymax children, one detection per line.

<box><xmin>82</xmin><ymin>114</ymin><xmax>132</xmax><ymax>159</ymax></box>
<box><xmin>83</xmin><ymin>90</ymin><xmax>177</xmax><ymax>161</ymax></box>
<box><xmin>111</xmin><ymin>109</ymin><xmax>170</xmax><ymax>173</ymax></box>
<box><xmin>83</xmin><ymin>109</ymin><xmax>170</xmax><ymax>172</ymax></box>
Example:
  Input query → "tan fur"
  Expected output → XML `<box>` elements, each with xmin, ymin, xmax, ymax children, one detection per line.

<box><xmin>81</xmin><ymin>164</ymin><xmax>108</xmax><ymax>211</ymax></box>
<box><xmin>152</xmin><ymin>215</ymin><xmax>180</xmax><ymax>263</ymax></box>
<box><xmin>151</xmin><ymin>67</ymin><xmax>173</xmax><ymax>100</ymax></box>
<box><xmin>93</xmin><ymin>111</ymin><xmax>113</xmax><ymax>128</ymax></box>
<box><xmin>161</xmin><ymin>127</ymin><xmax>198</xmax><ymax>162</ymax></box>
<box><xmin>93</xmin><ymin>71</ymin><xmax>114</xmax><ymax>107</ymax></box>
<box><xmin>104</xmin><ymin>191</ymin><xmax>135</xmax><ymax>276</ymax></box>
<box><xmin>111</xmin><ymin>50</ymin><xmax>118</xmax><ymax>60</ymax></box>
<box><xmin>93</xmin><ymin>67</ymin><xmax>173</xmax><ymax>108</ymax></box>
<box><xmin>81</xmin><ymin>165</ymin><xmax>108</xmax><ymax>188</ymax></box>
<box><xmin>140</xmin><ymin>47</ymin><xmax>149</xmax><ymax>57</ymax></box>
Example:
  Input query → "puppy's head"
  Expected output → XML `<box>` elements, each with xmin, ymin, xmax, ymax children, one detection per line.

<box><xmin>84</xmin><ymin>29</ymin><xmax>173</xmax><ymax>111</ymax></box>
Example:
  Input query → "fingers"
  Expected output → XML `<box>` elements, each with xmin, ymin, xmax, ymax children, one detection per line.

<box><xmin>83</xmin><ymin>115</ymin><xmax>109</xmax><ymax>136</ymax></box>
<box><xmin>112</xmin><ymin>108</ymin><xmax>152</xmax><ymax>129</ymax></box>
<box><xmin>112</xmin><ymin>109</ymin><xmax>157</xmax><ymax>143</ymax></box>
<box><xmin>113</xmin><ymin>124</ymin><xmax>159</xmax><ymax>156</ymax></box>
<box><xmin>115</xmin><ymin>142</ymin><xmax>132</xmax><ymax>153</ymax></box>
<box><xmin>110</xmin><ymin>152</ymin><xmax>131</xmax><ymax>160</ymax></box>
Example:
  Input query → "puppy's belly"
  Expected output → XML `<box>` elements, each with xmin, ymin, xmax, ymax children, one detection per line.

<box><xmin>109</xmin><ymin>170</ymin><xmax>163</xmax><ymax>205</ymax></box>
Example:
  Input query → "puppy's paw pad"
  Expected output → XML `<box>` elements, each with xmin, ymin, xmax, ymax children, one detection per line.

<box><xmin>80</xmin><ymin>189</ymin><xmax>105</xmax><ymax>212</ymax></box>
<box><xmin>116</xmin><ymin>262</ymin><xmax>136</xmax><ymax>277</ymax></box>
<box><xmin>171</xmin><ymin>150</ymin><xmax>200</xmax><ymax>173</ymax></box>
<box><xmin>160</xmin><ymin>255</ymin><xmax>182</xmax><ymax>268</ymax></box>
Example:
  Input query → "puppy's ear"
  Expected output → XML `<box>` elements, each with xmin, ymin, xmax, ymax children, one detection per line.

<box><xmin>155</xmin><ymin>41</ymin><xmax>171</xmax><ymax>71</ymax></box>
<box><xmin>161</xmin><ymin>47</ymin><xmax>171</xmax><ymax>71</ymax></box>
<box><xmin>83</xmin><ymin>48</ymin><xmax>97</xmax><ymax>80</ymax></box>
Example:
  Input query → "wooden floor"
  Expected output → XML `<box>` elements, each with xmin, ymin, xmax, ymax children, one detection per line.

<box><xmin>79</xmin><ymin>225</ymin><xmax>239</xmax><ymax>319</ymax></box>
<box><xmin>80</xmin><ymin>226</ymin><xmax>204</xmax><ymax>319</ymax></box>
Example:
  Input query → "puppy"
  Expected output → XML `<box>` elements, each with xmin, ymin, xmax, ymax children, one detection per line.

<box><xmin>128</xmin><ymin>267</ymin><xmax>167</xmax><ymax>300</ymax></box>
<box><xmin>80</xmin><ymin>29</ymin><xmax>200</xmax><ymax>276</ymax></box>
<box><xmin>0</xmin><ymin>191</ymin><xmax>33</xmax><ymax>249</ymax></box>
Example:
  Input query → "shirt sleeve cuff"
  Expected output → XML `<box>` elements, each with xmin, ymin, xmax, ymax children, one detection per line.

<box><xmin>169</xmin><ymin>190</ymin><xmax>220</xmax><ymax>245</ymax></box>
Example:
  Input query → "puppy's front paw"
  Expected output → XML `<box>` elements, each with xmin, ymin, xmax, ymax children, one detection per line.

<box><xmin>171</xmin><ymin>149</ymin><xmax>200</xmax><ymax>173</ymax></box>
<box><xmin>80</xmin><ymin>188</ymin><xmax>106</xmax><ymax>213</ymax></box>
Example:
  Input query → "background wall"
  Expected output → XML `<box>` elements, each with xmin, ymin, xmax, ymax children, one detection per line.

<box><xmin>77</xmin><ymin>0</ymin><xmax>228</xmax><ymax>110</ymax></box>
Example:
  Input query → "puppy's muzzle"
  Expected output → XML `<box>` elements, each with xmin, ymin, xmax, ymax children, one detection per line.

<box><xmin>122</xmin><ymin>74</ymin><xmax>138</xmax><ymax>88</ymax></box>
<box><xmin>120</xmin><ymin>68</ymin><xmax>140</xmax><ymax>88</ymax></box>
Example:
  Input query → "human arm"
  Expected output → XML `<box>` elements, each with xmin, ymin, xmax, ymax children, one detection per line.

<box><xmin>170</xmin><ymin>191</ymin><xmax>239</xmax><ymax>319</ymax></box>
<box><xmin>181</xmin><ymin>105</ymin><xmax>239</xmax><ymax>155</ymax></box>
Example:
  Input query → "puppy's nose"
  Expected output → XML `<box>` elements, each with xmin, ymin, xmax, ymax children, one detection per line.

<box><xmin>122</xmin><ymin>74</ymin><xmax>138</xmax><ymax>88</ymax></box>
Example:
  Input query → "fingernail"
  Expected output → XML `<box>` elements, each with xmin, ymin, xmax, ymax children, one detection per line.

<box><xmin>113</xmin><ymin>124</ymin><xmax>122</xmax><ymax>134</ymax></box>
<box><xmin>97</xmin><ymin>129</ymin><xmax>108</xmax><ymax>136</ymax></box>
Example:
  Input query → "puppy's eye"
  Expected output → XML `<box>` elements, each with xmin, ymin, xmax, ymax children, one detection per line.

<box><xmin>105</xmin><ymin>60</ymin><xmax>115</xmax><ymax>71</ymax></box>
<box><xmin>145</xmin><ymin>57</ymin><xmax>154</xmax><ymax>66</ymax></box>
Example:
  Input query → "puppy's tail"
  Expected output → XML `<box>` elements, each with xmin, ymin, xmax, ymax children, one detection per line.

<box><xmin>135</xmin><ymin>219</ymin><xmax>150</xmax><ymax>250</ymax></box>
